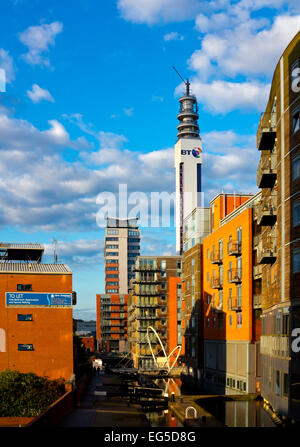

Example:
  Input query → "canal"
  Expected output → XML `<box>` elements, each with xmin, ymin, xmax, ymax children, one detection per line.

<box><xmin>143</xmin><ymin>377</ymin><xmax>277</xmax><ymax>427</ymax></box>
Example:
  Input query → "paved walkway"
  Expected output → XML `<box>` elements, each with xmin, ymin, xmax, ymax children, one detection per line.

<box><xmin>60</xmin><ymin>373</ymin><xmax>150</xmax><ymax>427</ymax></box>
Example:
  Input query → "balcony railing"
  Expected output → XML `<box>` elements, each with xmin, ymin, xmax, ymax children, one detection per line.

<box><xmin>228</xmin><ymin>268</ymin><xmax>242</xmax><ymax>283</ymax></box>
<box><xmin>210</xmin><ymin>251</ymin><xmax>223</xmax><ymax>264</ymax></box>
<box><xmin>210</xmin><ymin>277</ymin><xmax>223</xmax><ymax>289</ymax></box>
<box><xmin>257</xmin><ymin>112</ymin><xmax>277</xmax><ymax>151</ymax></box>
<box><xmin>257</xmin><ymin>237</ymin><xmax>277</xmax><ymax>264</ymax></box>
<box><xmin>227</xmin><ymin>296</ymin><xmax>242</xmax><ymax>311</ymax></box>
<box><xmin>257</xmin><ymin>154</ymin><xmax>277</xmax><ymax>188</ymax></box>
<box><xmin>253</xmin><ymin>264</ymin><xmax>262</xmax><ymax>279</ymax></box>
<box><xmin>253</xmin><ymin>294</ymin><xmax>262</xmax><ymax>309</ymax></box>
<box><xmin>227</xmin><ymin>241</ymin><xmax>242</xmax><ymax>256</ymax></box>
<box><xmin>257</xmin><ymin>196</ymin><xmax>277</xmax><ymax>226</ymax></box>
<box><xmin>134</xmin><ymin>263</ymin><xmax>160</xmax><ymax>272</ymax></box>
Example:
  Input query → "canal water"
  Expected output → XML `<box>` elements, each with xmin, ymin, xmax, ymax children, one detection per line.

<box><xmin>143</xmin><ymin>378</ymin><xmax>276</xmax><ymax>427</ymax></box>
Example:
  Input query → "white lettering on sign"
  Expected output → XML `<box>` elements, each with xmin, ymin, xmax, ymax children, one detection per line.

<box><xmin>0</xmin><ymin>329</ymin><xmax>6</xmax><ymax>352</ymax></box>
<box><xmin>291</xmin><ymin>328</ymin><xmax>300</xmax><ymax>353</ymax></box>
<box><xmin>291</xmin><ymin>67</ymin><xmax>300</xmax><ymax>93</ymax></box>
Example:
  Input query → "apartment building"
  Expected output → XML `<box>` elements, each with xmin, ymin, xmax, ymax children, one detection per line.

<box><xmin>0</xmin><ymin>243</ymin><xmax>74</xmax><ymax>381</ymax></box>
<box><xmin>257</xmin><ymin>31</ymin><xmax>300</xmax><ymax>421</ymax></box>
<box><xmin>127</xmin><ymin>256</ymin><xmax>182</xmax><ymax>370</ymax></box>
<box><xmin>96</xmin><ymin>293</ymin><xmax>128</xmax><ymax>353</ymax></box>
<box><xmin>181</xmin><ymin>206</ymin><xmax>210</xmax><ymax>386</ymax></box>
<box><xmin>202</xmin><ymin>193</ymin><xmax>262</xmax><ymax>394</ymax></box>
<box><xmin>105</xmin><ymin>217</ymin><xmax>141</xmax><ymax>294</ymax></box>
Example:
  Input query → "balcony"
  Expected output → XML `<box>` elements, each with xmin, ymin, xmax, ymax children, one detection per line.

<box><xmin>257</xmin><ymin>237</ymin><xmax>277</xmax><ymax>264</ymax></box>
<box><xmin>134</xmin><ymin>264</ymin><xmax>160</xmax><ymax>272</ymax></box>
<box><xmin>137</xmin><ymin>314</ymin><xmax>157</xmax><ymax>320</ymax></box>
<box><xmin>253</xmin><ymin>294</ymin><xmax>262</xmax><ymax>309</ymax></box>
<box><xmin>253</xmin><ymin>264</ymin><xmax>262</xmax><ymax>279</ymax></box>
<box><xmin>210</xmin><ymin>303</ymin><xmax>223</xmax><ymax>313</ymax></box>
<box><xmin>257</xmin><ymin>154</ymin><xmax>277</xmax><ymax>188</ymax></box>
<box><xmin>157</xmin><ymin>308</ymin><xmax>168</xmax><ymax>318</ymax></box>
<box><xmin>257</xmin><ymin>112</ymin><xmax>277</xmax><ymax>151</ymax></box>
<box><xmin>227</xmin><ymin>297</ymin><xmax>242</xmax><ymax>311</ymax></box>
<box><xmin>136</xmin><ymin>287</ymin><xmax>159</xmax><ymax>296</ymax></box>
<box><xmin>228</xmin><ymin>268</ymin><xmax>242</xmax><ymax>284</ymax></box>
<box><xmin>253</xmin><ymin>235</ymin><xmax>260</xmax><ymax>250</ymax></box>
<box><xmin>210</xmin><ymin>251</ymin><xmax>223</xmax><ymax>264</ymax></box>
<box><xmin>211</xmin><ymin>277</ymin><xmax>223</xmax><ymax>289</ymax></box>
<box><xmin>256</xmin><ymin>196</ymin><xmax>277</xmax><ymax>226</ymax></box>
<box><xmin>227</xmin><ymin>241</ymin><xmax>242</xmax><ymax>256</ymax></box>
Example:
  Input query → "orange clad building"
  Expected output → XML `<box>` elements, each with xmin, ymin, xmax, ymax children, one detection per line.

<box><xmin>0</xmin><ymin>243</ymin><xmax>74</xmax><ymax>382</ymax></box>
<box><xmin>96</xmin><ymin>293</ymin><xmax>128</xmax><ymax>353</ymax></box>
<box><xmin>168</xmin><ymin>277</ymin><xmax>185</xmax><ymax>364</ymax></box>
<box><xmin>203</xmin><ymin>193</ymin><xmax>262</xmax><ymax>394</ymax></box>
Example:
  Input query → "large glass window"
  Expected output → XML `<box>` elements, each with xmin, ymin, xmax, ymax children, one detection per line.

<box><xmin>292</xmin><ymin>108</ymin><xmax>300</xmax><ymax>134</ymax></box>
<box><xmin>293</xmin><ymin>247</ymin><xmax>300</xmax><ymax>273</ymax></box>
<box><xmin>293</xmin><ymin>200</ymin><xmax>300</xmax><ymax>227</ymax></box>
<box><xmin>292</xmin><ymin>154</ymin><xmax>300</xmax><ymax>181</ymax></box>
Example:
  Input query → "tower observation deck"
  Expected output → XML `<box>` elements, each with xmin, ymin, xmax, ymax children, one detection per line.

<box><xmin>177</xmin><ymin>80</ymin><xmax>199</xmax><ymax>140</ymax></box>
<box><xmin>174</xmin><ymin>74</ymin><xmax>202</xmax><ymax>254</ymax></box>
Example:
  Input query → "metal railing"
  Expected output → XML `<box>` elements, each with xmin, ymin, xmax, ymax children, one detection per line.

<box><xmin>228</xmin><ymin>268</ymin><xmax>242</xmax><ymax>283</ymax></box>
<box><xmin>210</xmin><ymin>277</ymin><xmax>223</xmax><ymax>289</ymax></box>
<box><xmin>257</xmin><ymin>111</ymin><xmax>277</xmax><ymax>150</ymax></box>
<box><xmin>227</xmin><ymin>241</ymin><xmax>242</xmax><ymax>256</ymax></box>
<box><xmin>210</xmin><ymin>251</ymin><xmax>223</xmax><ymax>264</ymax></box>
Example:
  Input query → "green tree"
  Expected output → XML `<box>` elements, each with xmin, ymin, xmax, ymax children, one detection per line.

<box><xmin>0</xmin><ymin>370</ymin><xmax>65</xmax><ymax>417</ymax></box>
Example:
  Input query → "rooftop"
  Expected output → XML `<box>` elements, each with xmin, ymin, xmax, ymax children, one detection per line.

<box><xmin>106</xmin><ymin>217</ymin><xmax>139</xmax><ymax>229</ymax></box>
<box><xmin>0</xmin><ymin>242</ymin><xmax>44</xmax><ymax>262</ymax></box>
<box><xmin>0</xmin><ymin>263</ymin><xmax>72</xmax><ymax>274</ymax></box>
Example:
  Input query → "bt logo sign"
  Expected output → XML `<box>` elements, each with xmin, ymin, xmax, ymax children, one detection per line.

<box><xmin>181</xmin><ymin>147</ymin><xmax>202</xmax><ymax>158</ymax></box>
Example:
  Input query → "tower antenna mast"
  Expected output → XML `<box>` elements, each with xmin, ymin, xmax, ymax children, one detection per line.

<box><xmin>172</xmin><ymin>66</ymin><xmax>190</xmax><ymax>95</ymax></box>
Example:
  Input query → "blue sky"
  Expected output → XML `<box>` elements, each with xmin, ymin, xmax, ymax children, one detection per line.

<box><xmin>0</xmin><ymin>0</ymin><xmax>299</xmax><ymax>320</ymax></box>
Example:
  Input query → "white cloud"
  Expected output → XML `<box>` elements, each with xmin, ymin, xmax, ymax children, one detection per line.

<box><xmin>27</xmin><ymin>84</ymin><xmax>54</xmax><ymax>103</ymax></box>
<box><xmin>164</xmin><ymin>32</ymin><xmax>184</xmax><ymax>41</ymax></box>
<box><xmin>117</xmin><ymin>0</ymin><xmax>202</xmax><ymax>24</ymax></box>
<box><xmin>191</xmin><ymin>14</ymin><xmax>300</xmax><ymax>79</ymax></box>
<box><xmin>0</xmin><ymin>49</ymin><xmax>15</xmax><ymax>83</ymax></box>
<box><xmin>19</xmin><ymin>21</ymin><xmax>63</xmax><ymax>66</ymax></box>
<box><xmin>123</xmin><ymin>107</ymin><xmax>134</xmax><ymax>116</ymax></box>
<box><xmin>176</xmin><ymin>79</ymin><xmax>270</xmax><ymax>113</ymax></box>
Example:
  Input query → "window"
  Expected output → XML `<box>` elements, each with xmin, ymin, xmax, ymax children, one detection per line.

<box><xmin>229</xmin><ymin>315</ymin><xmax>232</xmax><ymax>326</ymax></box>
<box><xmin>106</xmin><ymin>259</ymin><xmax>118</xmax><ymax>264</ymax></box>
<box><xmin>106</xmin><ymin>252</ymin><xmax>118</xmax><ymax>256</ymax></box>
<box><xmin>17</xmin><ymin>284</ymin><xmax>32</xmax><ymax>291</ymax></box>
<box><xmin>283</xmin><ymin>373</ymin><xmax>289</xmax><ymax>397</ymax></box>
<box><xmin>293</xmin><ymin>200</ymin><xmax>300</xmax><ymax>227</ymax></box>
<box><xmin>213</xmin><ymin>316</ymin><xmax>216</xmax><ymax>328</ymax></box>
<box><xmin>128</xmin><ymin>231</ymin><xmax>139</xmax><ymax>236</ymax></box>
<box><xmin>292</xmin><ymin>108</ymin><xmax>300</xmax><ymax>134</ymax></box>
<box><xmin>17</xmin><ymin>314</ymin><xmax>33</xmax><ymax>321</ymax></box>
<box><xmin>106</xmin><ymin>237</ymin><xmax>118</xmax><ymax>241</ymax></box>
<box><xmin>18</xmin><ymin>344</ymin><xmax>34</xmax><ymax>351</ymax></box>
<box><xmin>237</xmin><ymin>312</ymin><xmax>242</xmax><ymax>327</ymax></box>
<box><xmin>292</xmin><ymin>154</ymin><xmax>300</xmax><ymax>181</ymax></box>
<box><xmin>219</xmin><ymin>290</ymin><xmax>223</xmax><ymax>308</ymax></box>
<box><xmin>207</xmin><ymin>317</ymin><xmax>210</xmax><ymax>328</ymax></box>
<box><xmin>106</xmin><ymin>267</ymin><xmax>118</xmax><ymax>271</ymax></box>
<box><xmin>107</xmin><ymin>229</ymin><xmax>119</xmax><ymax>235</ymax></box>
<box><xmin>207</xmin><ymin>271</ymin><xmax>209</xmax><ymax>282</ymax></box>
<box><xmin>106</xmin><ymin>245</ymin><xmax>118</xmax><ymax>249</ymax></box>
<box><xmin>276</xmin><ymin>370</ymin><xmax>280</xmax><ymax>396</ymax></box>
<box><xmin>293</xmin><ymin>247</ymin><xmax>300</xmax><ymax>273</ymax></box>
<box><xmin>283</xmin><ymin>314</ymin><xmax>290</xmax><ymax>336</ymax></box>
<box><xmin>207</xmin><ymin>249</ymin><xmax>209</xmax><ymax>259</ymax></box>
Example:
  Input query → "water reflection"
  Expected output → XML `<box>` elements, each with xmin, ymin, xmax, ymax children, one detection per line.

<box><xmin>198</xmin><ymin>398</ymin><xmax>277</xmax><ymax>427</ymax></box>
<box><xmin>145</xmin><ymin>409</ymin><xmax>183</xmax><ymax>427</ymax></box>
